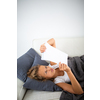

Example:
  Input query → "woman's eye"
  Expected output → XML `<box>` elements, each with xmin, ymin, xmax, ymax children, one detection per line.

<box><xmin>45</xmin><ymin>66</ymin><xmax>47</xmax><ymax>69</ymax></box>
<box><xmin>45</xmin><ymin>71</ymin><xmax>47</xmax><ymax>74</ymax></box>
<box><xmin>45</xmin><ymin>66</ymin><xmax>47</xmax><ymax>74</ymax></box>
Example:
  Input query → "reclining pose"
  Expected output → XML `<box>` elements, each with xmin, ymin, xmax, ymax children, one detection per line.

<box><xmin>27</xmin><ymin>38</ymin><xmax>84</xmax><ymax>95</ymax></box>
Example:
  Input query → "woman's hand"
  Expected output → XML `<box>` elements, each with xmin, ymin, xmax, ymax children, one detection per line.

<box><xmin>40</xmin><ymin>38</ymin><xmax>56</xmax><ymax>53</ymax></box>
<box><xmin>59</xmin><ymin>62</ymin><xmax>71</xmax><ymax>73</ymax></box>
<box><xmin>40</xmin><ymin>43</ymin><xmax>46</xmax><ymax>53</ymax></box>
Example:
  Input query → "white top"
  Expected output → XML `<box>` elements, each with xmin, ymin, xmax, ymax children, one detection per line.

<box><xmin>49</xmin><ymin>64</ymin><xmax>71</xmax><ymax>84</ymax></box>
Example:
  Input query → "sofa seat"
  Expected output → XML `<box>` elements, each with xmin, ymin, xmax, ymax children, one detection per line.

<box><xmin>17</xmin><ymin>78</ymin><xmax>26</xmax><ymax>100</ymax></box>
<box><xmin>23</xmin><ymin>90</ymin><xmax>62</xmax><ymax>100</ymax></box>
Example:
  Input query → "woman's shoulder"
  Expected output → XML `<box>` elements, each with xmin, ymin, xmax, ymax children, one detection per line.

<box><xmin>54</xmin><ymin>71</ymin><xmax>71</xmax><ymax>84</ymax></box>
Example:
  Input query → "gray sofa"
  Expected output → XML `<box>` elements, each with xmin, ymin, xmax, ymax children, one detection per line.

<box><xmin>17</xmin><ymin>37</ymin><xmax>84</xmax><ymax>100</ymax></box>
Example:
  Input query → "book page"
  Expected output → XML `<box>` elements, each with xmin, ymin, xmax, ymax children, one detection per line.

<box><xmin>41</xmin><ymin>42</ymin><xmax>68</xmax><ymax>65</ymax></box>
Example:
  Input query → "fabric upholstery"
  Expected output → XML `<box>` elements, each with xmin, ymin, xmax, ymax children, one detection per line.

<box><xmin>17</xmin><ymin>48</ymin><xmax>36</xmax><ymax>82</ymax></box>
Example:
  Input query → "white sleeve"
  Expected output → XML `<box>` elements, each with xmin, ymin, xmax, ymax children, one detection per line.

<box><xmin>48</xmin><ymin>63</ymin><xmax>59</xmax><ymax>69</ymax></box>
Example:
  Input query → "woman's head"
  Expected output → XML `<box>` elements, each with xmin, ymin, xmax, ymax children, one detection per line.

<box><xmin>27</xmin><ymin>65</ymin><xmax>56</xmax><ymax>81</ymax></box>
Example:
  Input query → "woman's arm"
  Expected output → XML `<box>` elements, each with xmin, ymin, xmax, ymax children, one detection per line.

<box><xmin>40</xmin><ymin>38</ymin><xmax>57</xmax><ymax>65</ymax></box>
<box><xmin>47</xmin><ymin>38</ymin><xmax>56</xmax><ymax>48</ymax></box>
<box><xmin>56</xmin><ymin>82</ymin><xmax>76</xmax><ymax>94</ymax></box>
<box><xmin>40</xmin><ymin>38</ymin><xmax>56</xmax><ymax>52</ymax></box>
<box><xmin>56</xmin><ymin>62</ymin><xmax>83</xmax><ymax>94</ymax></box>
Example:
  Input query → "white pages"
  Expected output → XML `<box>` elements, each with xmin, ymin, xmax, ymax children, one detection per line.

<box><xmin>41</xmin><ymin>42</ymin><xmax>68</xmax><ymax>65</ymax></box>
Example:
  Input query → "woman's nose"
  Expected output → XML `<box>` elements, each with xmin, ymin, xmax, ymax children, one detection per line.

<box><xmin>47</xmin><ymin>67</ymin><xmax>51</xmax><ymax>71</ymax></box>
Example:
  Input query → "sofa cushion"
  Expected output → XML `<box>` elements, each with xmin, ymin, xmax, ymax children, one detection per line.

<box><xmin>23</xmin><ymin>53</ymin><xmax>62</xmax><ymax>91</ymax></box>
<box><xmin>17</xmin><ymin>48</ymin><xmax>38</xmax><ymax>82</ymax></box>
<box><xmin>32</xmin><ymin>53</ymin><xmax>49</xmax><ymax>67</ymax></box>
<box><xmin>23</xmin><ymin>77</ymin><xmax>62</xmax><ymax>91</ymax></box>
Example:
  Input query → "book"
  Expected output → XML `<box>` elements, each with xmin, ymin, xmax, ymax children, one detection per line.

<box><xmin>41</xmin><ymin>42</ymin><xmax>68</xmax><ymax>65</ymax></box>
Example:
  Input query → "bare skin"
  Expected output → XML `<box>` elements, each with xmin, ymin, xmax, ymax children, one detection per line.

<box><xmin>39</xmin><ymin>38</ymin><xmax>84</xmax><ymax>94</ymax></box>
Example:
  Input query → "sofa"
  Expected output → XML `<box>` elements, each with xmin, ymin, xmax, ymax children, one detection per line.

<box><xmin>17</xmin><ymin>37</ymin><xmax>84</xmax><ymax>100</ymax></box>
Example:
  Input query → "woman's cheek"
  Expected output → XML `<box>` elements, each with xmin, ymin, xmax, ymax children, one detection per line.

<box><xmin>49</xmin><ymin>72</ymin><xmax>52</xmax><ymax>77</ymax></box>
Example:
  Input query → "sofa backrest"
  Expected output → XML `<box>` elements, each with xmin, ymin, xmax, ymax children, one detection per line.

<box><xmin>32</xmin><ymin>37</ymin><xmax>84</xmax><ymax>57</ymax></box>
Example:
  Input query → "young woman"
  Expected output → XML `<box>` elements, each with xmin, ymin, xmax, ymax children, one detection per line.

<box><xmin>27</xmin><ymin>38</ymin><xmax>84</xmax><ymax>95</ymax></box>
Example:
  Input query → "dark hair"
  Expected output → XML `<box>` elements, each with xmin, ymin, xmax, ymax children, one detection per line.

<box><xmin>27</xmin><ymin>65</ymin><xmax>54</xmax><ymax>82</ymax></box>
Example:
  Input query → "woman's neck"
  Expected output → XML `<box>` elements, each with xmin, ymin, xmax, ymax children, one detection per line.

<box><xmin>54</xmin><ymin>68</ymin><xmax>64</xmax><ymax>78</ymax></box>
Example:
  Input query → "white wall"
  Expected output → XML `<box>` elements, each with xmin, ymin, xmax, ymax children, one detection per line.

<box><xmin>17</xmin><ymin>0</ymin><xmax>84</xmax><ymax>58</ymax></box>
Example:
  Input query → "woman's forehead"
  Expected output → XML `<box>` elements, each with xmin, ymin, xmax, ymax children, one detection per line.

<box><xmin>39</xmin><ymin>65</ymin><xmax>46</xmax><ymax>70</ymax></box>
<box><xmin>38</xmin><ymin>65</ymin><xmax>46</xmax><ymax>76</ymax></box>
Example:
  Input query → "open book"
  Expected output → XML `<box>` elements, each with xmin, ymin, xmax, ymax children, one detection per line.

<box><xmin>41</xmin><ymin>42</ymin><xmax>68</xmax><ymax>65</ymax></box>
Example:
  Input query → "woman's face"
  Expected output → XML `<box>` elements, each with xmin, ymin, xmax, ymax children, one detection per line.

<box><xmin>38</xmin><ymin>65</ymin><xmax>56</xmax><ymax>79</ymax></box>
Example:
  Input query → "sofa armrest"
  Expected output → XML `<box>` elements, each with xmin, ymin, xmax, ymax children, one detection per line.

<box><xmin>17</xmin><ymin>78</ymin><xmax>26</xmax><ymax>100</ymax></box>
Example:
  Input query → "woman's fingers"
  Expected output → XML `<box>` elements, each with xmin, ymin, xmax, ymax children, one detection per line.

<box><xmin>40</xmin><ymin>44</ymin><xmax>46</xmax><ymax>53</ymax></box>
<box><xmin>59</xmin><ymin>62</ymin><xmax>62</xmax><ymax>70</ymax></box>
<box><xmin>62</xmin><ymin>63</ymin><xmax>66</xmax><ymax>70</ymax></box>
<box><xmin>59</xmin><ymin>62</ymin><xmax>67</xmax><ymax>71</ymax></box>
<box><xmin>59</xmin><ymin>62</ymin><xmax>64</xmax><ymax>70</ymax></box>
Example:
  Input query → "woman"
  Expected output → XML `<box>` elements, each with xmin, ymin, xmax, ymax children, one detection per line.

<box><xmin>27</xmin><ymin>38</ymin><xmax>84</xmax><ymax>94</ymax></box>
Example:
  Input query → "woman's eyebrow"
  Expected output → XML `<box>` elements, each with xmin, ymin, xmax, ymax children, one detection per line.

<box><xmin>45</xmin><ymin>66</ymin><xmax>47</xmax><ymax>69</ymax></box>
<box><xmin>45</xmin><ymin>66</ymin><xmax>47</xmax><ymax>74</ymax></box>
